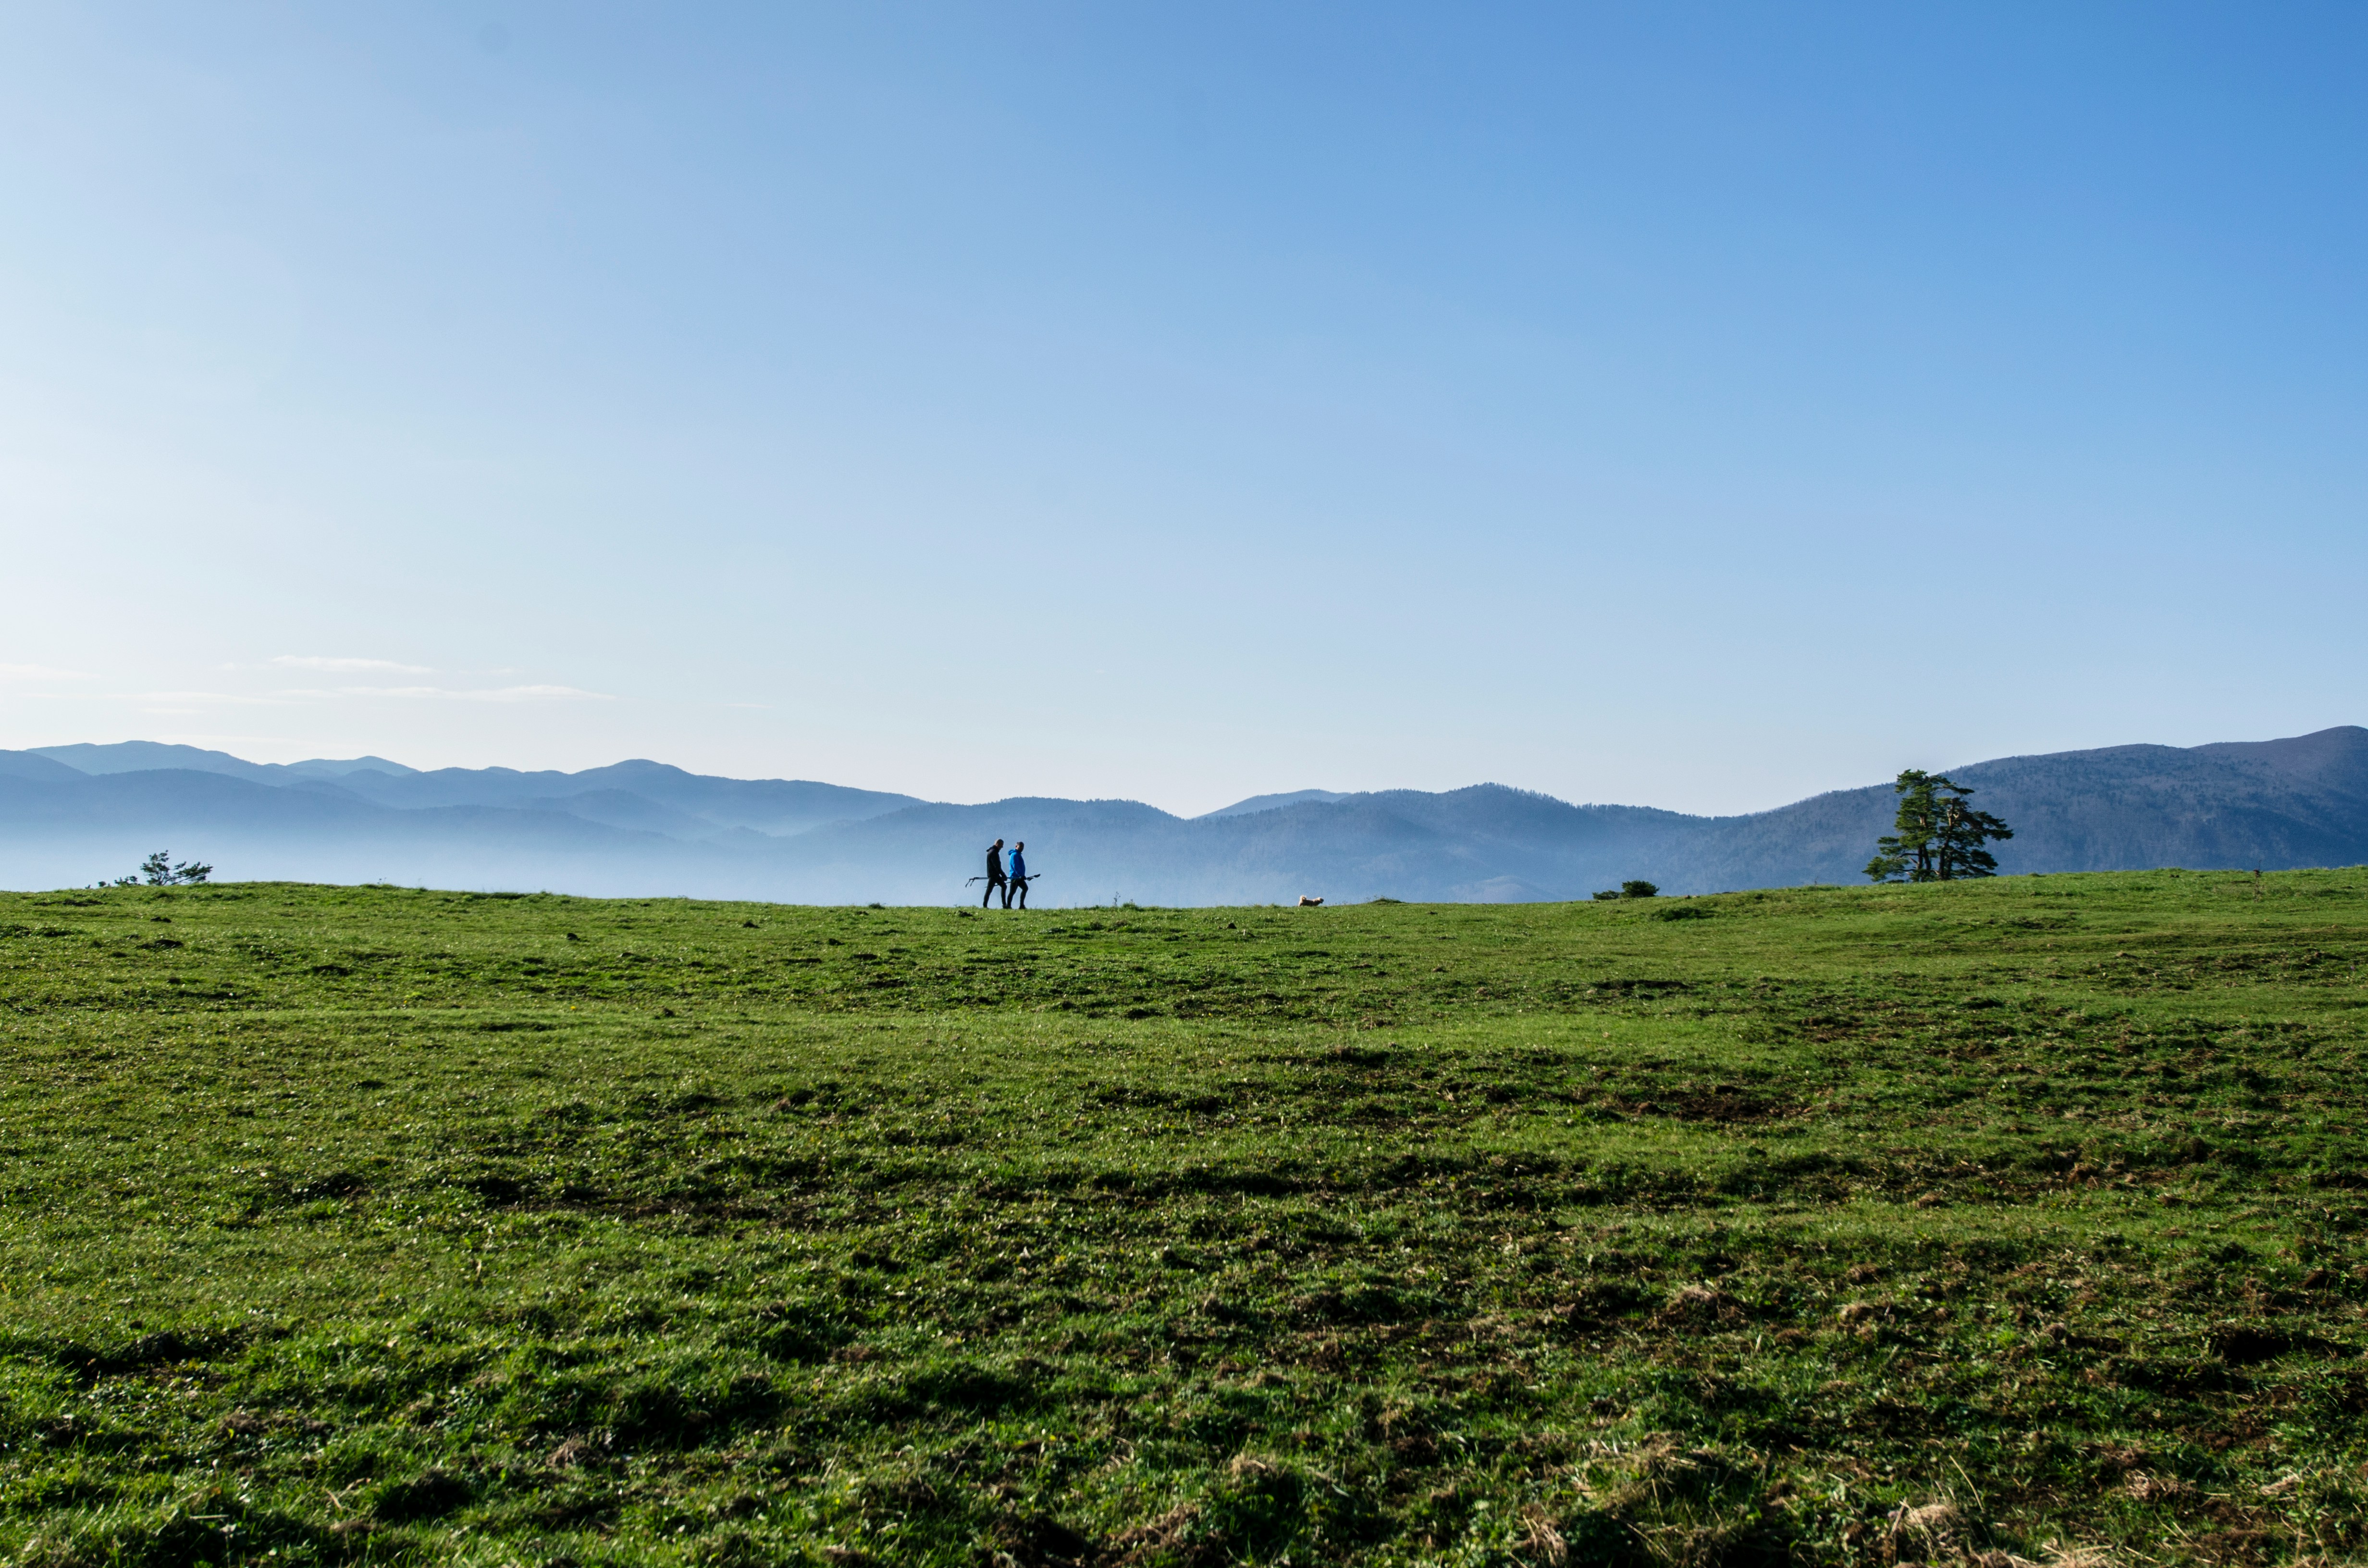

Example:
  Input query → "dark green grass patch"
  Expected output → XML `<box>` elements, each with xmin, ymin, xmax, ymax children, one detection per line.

<box><xmin>2</xmin><ymin>870</ymin><xmax>2365</xmax><ymax>1564</ymax></box>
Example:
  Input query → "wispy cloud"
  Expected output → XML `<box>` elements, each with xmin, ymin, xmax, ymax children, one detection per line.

<box><xmin>271</xmin><ymin>655</ymin><xmax>434</xmax><ymax>674</ymax></box>
<box><xmin>72</xmin><ymin>680</ymin><xmax>614</xmax><ymax>707</ymax></box>
<box><xmin>111</xmin><ymin>692</ymin><xmax>290</xmax><ymax>717</ymax></box>
<box><xmin>99</xmin><ymin>690</ymin><xmax>298</xmax><ymax>706</ymax></box>
<box><xmin>0</xmin><ymin>663</ymin><xmax>99</xmax><ymax>682</ymax></box>
<box><xmin>313</xmin><ymin>685</ymin><xmax>616</xmax><ymax>703</ymax></box>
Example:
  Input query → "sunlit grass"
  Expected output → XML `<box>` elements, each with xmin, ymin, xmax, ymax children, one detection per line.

<box><xmin>2</xmin><ymin>870</ymin><xmax>2364</xmax><ymax>1564</ymax></box>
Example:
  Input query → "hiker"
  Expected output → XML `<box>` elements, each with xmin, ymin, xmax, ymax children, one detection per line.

<box><xmin>1006</xmin><ymin>841</ymin><xmax>1029</xmax><ymax>909</ymax></box>
<box><xmin>982</xmin><ymin>838</ymin><xmax>1007</xmax><ymax>908</ymax></box>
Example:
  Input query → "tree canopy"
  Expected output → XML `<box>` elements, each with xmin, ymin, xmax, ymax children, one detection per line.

<box><xmin>121</xmin><ymin>851</ymin><xmax>213</xmax><ymax>887</ymax></box>
<box><xmin>1865</xmin><ymin>771</ymin><xmax>2013</xmax><ymax>883</ymax></box>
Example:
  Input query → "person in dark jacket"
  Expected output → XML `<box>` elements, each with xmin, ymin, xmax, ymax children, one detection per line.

<box><xmin>1006</xmin><ymin>842</ymin><xmax>1029</xmax><ymax>909</ymax></box>
<box><xmin>982</xmin><ymin>839</ymin><xmax>1007</xmax><ymax>908</ymax></box>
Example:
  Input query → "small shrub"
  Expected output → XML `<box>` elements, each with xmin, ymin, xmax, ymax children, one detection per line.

<box><xmin>131</xmin><ymin>851</ymin><xmax>213</xmax><ymax>886</ymax></box>
<box><xmin>1621</xmin><ymin>880</ymin><xmax>1659</xmax><ymax>899</ymax></box>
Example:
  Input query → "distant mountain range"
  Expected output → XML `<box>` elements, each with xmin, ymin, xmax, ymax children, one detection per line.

<box><xmin>2</xmin><ymin>728</ymin><xmax>2364</xmax><ymax>904</ymax></box>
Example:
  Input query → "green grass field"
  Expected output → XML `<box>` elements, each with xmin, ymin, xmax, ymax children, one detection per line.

<box><xmin>3</xmin><ymin>871</ymin><xmax>2364</xmax><ymax>1567</ymax></box>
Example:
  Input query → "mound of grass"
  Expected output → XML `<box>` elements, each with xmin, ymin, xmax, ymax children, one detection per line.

<box><xmin>1</xmin><ymin>870</ymin><xmax>2363</xmax><ymax>1564</ymax></box>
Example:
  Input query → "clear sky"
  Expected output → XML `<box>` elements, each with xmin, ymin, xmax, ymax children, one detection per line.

<box><xmin>3</xmin><ymin>3</ymin><xmax>2364</xmax><ymax>816</ymax></box>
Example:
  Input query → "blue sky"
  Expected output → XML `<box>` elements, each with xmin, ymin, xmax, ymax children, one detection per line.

<box><xmin>3</xmin><ymin>3</ymin><xmax>2363</xmax><ymax>814</ymax></box>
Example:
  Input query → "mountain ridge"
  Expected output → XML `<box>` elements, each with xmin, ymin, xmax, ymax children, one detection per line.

<box><xmin>2</xmin><ymin>728</ymin><xmax>2363</xmax><ymax>903</ymax></box>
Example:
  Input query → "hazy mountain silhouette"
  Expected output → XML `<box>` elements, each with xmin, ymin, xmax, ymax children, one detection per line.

<box><xmin>1200</xmin><ymin>789</ymin><xmax>1350</xmax><ymax>819</ymax></box>
<box><xmin>1</xmin><ymin>728</ymin><xmax>2362</xmax><ymax>902</ymax></box>
<box><xmin>316</xmin><ymin>759</ymin><xmax>920</xmax><ymax>837</ymax></box>
<box><xmin>0</xmin><ymin>750</ymin><xmax>87</xmax><ymax>783</ymax></box>
<box><xmin>26</xmin><ymin>741</ymin><xmax>420</xmax><ymax>782</ymax></box>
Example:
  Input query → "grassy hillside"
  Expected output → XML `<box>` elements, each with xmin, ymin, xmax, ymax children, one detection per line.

<box><xmin>1</xmin><ymin>872</ymin><xmax>2363</xmax><ymax>1566</ymax></box>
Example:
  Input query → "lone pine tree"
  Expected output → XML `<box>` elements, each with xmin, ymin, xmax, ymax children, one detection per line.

<box><xmin>1865</xmin><ymin>769</ymin><xmax>2013</xmax><ymax>882</ymax></box>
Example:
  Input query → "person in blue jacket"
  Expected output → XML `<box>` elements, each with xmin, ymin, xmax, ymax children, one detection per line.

<box><xmin>1005</xmin><ymin>841</ymin><xmax>1030</xmax><ymax>909</ymax></box>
